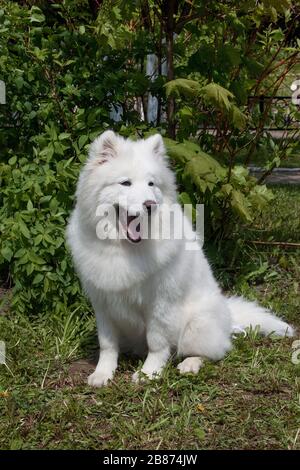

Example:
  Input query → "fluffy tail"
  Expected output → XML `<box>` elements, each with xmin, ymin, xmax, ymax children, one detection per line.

<box><xmin>226</xmin><ymin>296</ymin><xmax>294</xmax><ymax>337</ymax></box>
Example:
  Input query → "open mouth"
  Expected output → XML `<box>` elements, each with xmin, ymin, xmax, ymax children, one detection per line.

<box><xmin>125</xmin><ymin>214</ymin><xmax>141</xmax><ymax>243</ymax></box>
<box><xmin>116</xmin><ymin>206</ymin><xmax>142</xmax><ymax>243</ymax></box>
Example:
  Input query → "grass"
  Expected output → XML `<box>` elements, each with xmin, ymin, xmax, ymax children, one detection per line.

<box><xmin>210</xmin><ymin>143</ymin><xmax>300</xmax><ymax>169</ymax></box>
<box><xmin>0</xmin><ymin>185</ymin><xmax>299</xmax><ymax>450</ymax></box>
<box><xmin>233</xmin><ymin>143</ymin><xmax>300</xmax><ymax>169</ymax></box>
<box><xmin>250</xmin><ymin>147</ymin><xmax>300</xmax><ymax>169</ymax></box>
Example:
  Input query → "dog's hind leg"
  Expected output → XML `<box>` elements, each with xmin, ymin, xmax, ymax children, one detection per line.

<box><xmin>177</xmin><ymin>296</ymin><xmax>232</xmax><ymax>371</ymax></box>
<box><xmin>177</xmin><ymin>356</ymin><xmax>203</xmax><ymax>374</ymax></box>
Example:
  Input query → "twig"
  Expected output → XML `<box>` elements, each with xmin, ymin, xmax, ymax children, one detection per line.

<box><xmin>250</xmin><ymin>13</ymin><xmax>299</xmax><ymax>97</ymax></box>
<box><xmin>249</xmin><ymin>240</ymin><xmax>300</xmax><ymax>248</ymax></box>
<box><xmin>245</xmin><ymin>57</ymin><xmax>297</xmax><ymax>167</ymax></box>
<box><xmin>44</xmin><ymin>68</ymin><xmax>71</xmax><ymax>132</ymax></box>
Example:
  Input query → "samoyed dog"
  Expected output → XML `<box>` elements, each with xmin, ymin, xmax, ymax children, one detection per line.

<box><xmin>67</xmin><ymin>130</ymin><xmax>294</xmax><ymax>387</ymax></box>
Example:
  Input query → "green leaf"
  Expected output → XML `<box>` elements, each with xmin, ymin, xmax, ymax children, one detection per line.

<box><xmin>199</xmin><ymin>83</ymin><xmax>234</xmax><ymax>111</ymax></box>
<box><xmin>178</xmin><ymin>192</ymin><xmax>192</xmax><ymax>205</ymax></box>
<box><xmin>231</xmin><ymin>166</ymin><xmax>249</xmax><ymax>186</ymax></box>
<box><xmin>249</xmin><ymin>185</ymin><xmax>274</xmax><ymax>209</ymax></box>
<box><xmin>221</xmin><ymin>184</ymin><xmax>233</xmax><ymax>196</ymax></box>
<box><xmin>165</xmin><ymin>79</ymin><xmax>202</xmax><ymax>99</ymax></box>
<box><xmin>26</xmin><ymin>263</ymin><xmax>34</xmax><ymax>276</ymax></box>
<box><xmin>14</xmin><ymin>248</ymin><xmax>26</xmax><ymax>258</ymax></box>
<box><xmin>1</xmin><ymin>246</ymin><xmax>13</xmax><ymax>262</ymax></box>
<box><xmin>28</xmin><ymin>252</ymin><xmax>46</xmax><ymax>265</ymax></box>
<box><xmin>231</xmin><ymin>190</ymin><xmax>252</xmax><ymax>222</ymax></box>
<box><xmin>44</xmin><ymin>277</ymin><xmax>49</xmax><ymax>293</ymax></box>
<box><xmin>19</xmin><ymin>220</ymin><xmax>31</xmax><ymax>239</ymax></box>
<box><xmin>33</xmin><ymin>273</ymin><xmax>44</xmax><ymax>285</ymax></box>
<box><xmin>230</xmin><ymin>105</ymin><xmax>247</xmax><ymax>130</ymax></box>
<box><xmin>34</xmin><ymin>234</ymin><xmax>43</xmax><ymax>246</ymax></box>
<box><xmin>78</xmin><ymin>135</ymin><xmax>89</xmax><ymax>149</ymax></box>
<box><xmin>58</xmin><ymin>133</ymin><xmax>71</xmax><ymax>141</ymax></box>
<box><xmin>30</xmin><ymin>6</ymin><xmax>45</xmax><ymax>23</ymax></box>
<box><xmin>8</xmin><ymin>156</ymin><xmax>17</xmax><ymax>165</ymax></box>
<box><xmin>27</xmin><ymin>200</ymin><xmax>34</xmax><ymax>212</ymax></box>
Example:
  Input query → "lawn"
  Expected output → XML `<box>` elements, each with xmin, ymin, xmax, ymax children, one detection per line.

<box><xmin>231</xmin><ymin>142</ymin><xmax>300</xmax><ymax>169</ymax></box>
<box><xmin>0</xmin><ymin>185</ymin><xmax>299</xmax><ymax>450</ymax></box>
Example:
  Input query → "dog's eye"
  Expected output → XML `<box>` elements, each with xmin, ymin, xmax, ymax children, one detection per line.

<box><xmin>148</xmin><ymin>182</ymin><xmax>154</xmax><ymax>186</ymax></box>
<box><xmin>120</xmin><ymin>181</ymin><xmax>131</xmax><ymax>186</ymax></box>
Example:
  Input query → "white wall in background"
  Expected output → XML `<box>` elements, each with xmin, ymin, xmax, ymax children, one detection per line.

<box><xmin>0</xmin><ymin>80</ymin><xmax>6</xmax><ymax>104</ymax></box>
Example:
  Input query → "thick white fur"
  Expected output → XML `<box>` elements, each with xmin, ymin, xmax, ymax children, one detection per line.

<box><xmin>66</xmin><ymin>131</ymin><xmax>294</xmax><ymax>387</ymax></box>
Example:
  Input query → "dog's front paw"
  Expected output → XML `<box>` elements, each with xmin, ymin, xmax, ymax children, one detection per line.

<box><xmin>132</xmin><ymin>371</ymin><xmax>146</xmax><ymax>383</ymax></box>
<box><xmin>132</xmin><ymin>370</ymin><xmax>160</xmax><ymax>383</ymax></box>
<box><xmin>87</xmin><ymin>370</ymin><xmax>113</xmax><ymax>387</ymax></box>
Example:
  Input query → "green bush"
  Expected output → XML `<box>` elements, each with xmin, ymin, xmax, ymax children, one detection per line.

<box><xmin>0</xmin><ymin>126</ymin><xmax>83</xmax><ymax>315</ymax></box>
<box><xmin>163</xmin><ymin>137</ymin><xmax>274</xmax><ymax>239</ymax></box>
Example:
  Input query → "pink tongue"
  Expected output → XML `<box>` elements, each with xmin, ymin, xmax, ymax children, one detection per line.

<box><xmin>127</xmin><ymin>218</ymin><xmax>141</xmax><ymax>242</ymax></box>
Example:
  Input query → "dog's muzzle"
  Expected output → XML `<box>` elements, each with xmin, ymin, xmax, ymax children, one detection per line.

<box><xmin>143</xmin><ymin>200</ymin><xmax>157</xmax><ymax>215</ymax></box>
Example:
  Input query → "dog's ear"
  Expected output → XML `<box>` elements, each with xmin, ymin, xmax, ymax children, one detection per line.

<box><xmin>147</xmin><ymin>134</ymin><xmax>165</xmax><ymax>158</ymax></box>
<box><xmin>89</xmin><ymin>130</ymin><xmax>120</xmax><ymax>164</ymax></box>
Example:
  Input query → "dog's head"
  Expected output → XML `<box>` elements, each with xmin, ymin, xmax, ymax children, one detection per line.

<box><xmin>76</xmin><ymin>131</ymin><xmax>177</xmax><ymax>243</ymax></box>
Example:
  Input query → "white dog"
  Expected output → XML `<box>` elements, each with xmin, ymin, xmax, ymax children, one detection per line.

<box><xmin>67</xmin><ymin>131</ymin><xmax>294</xmax><ymax>387</ymax></box>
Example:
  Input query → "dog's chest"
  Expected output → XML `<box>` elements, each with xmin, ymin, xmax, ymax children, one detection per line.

<box><xmin>103</xmin><ymin>282</ymin><xmax>153</xmax><ymax>321</ymax></box>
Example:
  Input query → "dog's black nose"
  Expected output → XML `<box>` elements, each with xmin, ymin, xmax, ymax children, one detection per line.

<box><xmin>143</xmin><ymin>200</ymin><xmax>157</xmax><ymax>214</ymax></box>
